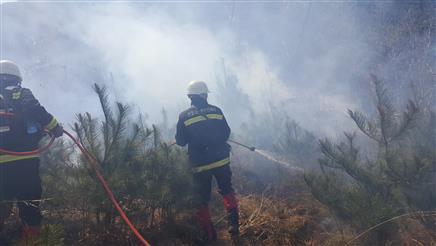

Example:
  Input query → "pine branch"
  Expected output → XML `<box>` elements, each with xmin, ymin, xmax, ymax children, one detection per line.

<box><xmin>93</xmin><ymin>83</ymin><xmax>113</xmax><ymax>125</ymax></box>
<box><xmin>74</xmin><ymin>113</ymin><xmax>102</xmax><ymax>163</ymax></box>
<box><xmin>121</xmin><ymin>123</ymin><xmax>141</xmax><ymax>163</ymax></box>
<box><xmin>372</xmin><ymin>74</ymin><xmax>397</xmax><ymax>146</ymax></box>
<box><xmin>105</xmin><ymin>102</ymin><xmax>129</xmax><ymax>164</ymax></box>
<box><xmin>94</xmin><ymin>84</ymin><xmax>113</xmax><ymax>157</ymax></box>
<box><xmin>348</xmin><ymin>109</ymin><xmax>381</xmax><ymax>142</ymax></box>
<box><xmin>391</xmin><ymin>100</ymin><xmax>419</xmax><ymax>140</ymax></box>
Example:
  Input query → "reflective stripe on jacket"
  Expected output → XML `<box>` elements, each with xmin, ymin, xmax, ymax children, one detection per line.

<box><xmin>0</xmin><ymin>154</ymin><xmax>39</xmax><ymax>164</ymax></box>
<box><xmin>175</xmin><ymin>98</ymin><xmax>231</xmax><ymax>172</ymax></box>
<box><xmin>183</xmin><ymin>114</ymin><xmax>224</xmax><ymax>126</ymax></box>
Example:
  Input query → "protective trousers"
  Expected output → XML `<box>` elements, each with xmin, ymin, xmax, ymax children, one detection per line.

<box><xmin>193</xmin><ymin>164</ymin><xmax>239</xmax><ymax>240</ymax></box>
<box><xmin>0</xmin><ymin>158</ymin><xmax>42</xmax><ymax>227</ymax></box>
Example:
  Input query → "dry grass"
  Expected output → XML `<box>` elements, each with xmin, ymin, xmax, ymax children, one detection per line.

<box><xmin>237</xmin><ymin>194</ymin><xmax>328</xmax><ymax>245</ymax></box>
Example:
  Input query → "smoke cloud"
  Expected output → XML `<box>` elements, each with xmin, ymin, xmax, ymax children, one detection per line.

<box><xmin>3</xmin><ymin>2</ymin><xmax>426</xmax><ymax>138</ymax></box>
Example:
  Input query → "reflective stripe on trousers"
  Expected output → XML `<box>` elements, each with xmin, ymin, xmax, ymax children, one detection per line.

<box><xmin>192</xmin><ymin>157</ymin><xmax>230</xmax><ymax>173</ymax></box>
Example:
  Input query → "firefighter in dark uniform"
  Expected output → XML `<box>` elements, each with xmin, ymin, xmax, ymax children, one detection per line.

<box><xmin>0</xmin><ymin>60</ymin><xmax>63</xmax><ymax>240</ymax></box>
<box><xmin>175</xmin><ymin>80</ymin><xmax>239</xmax><ymax>243</ymax></box>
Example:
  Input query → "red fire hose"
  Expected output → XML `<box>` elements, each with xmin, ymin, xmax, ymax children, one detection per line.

<box><xmin>0</xmin><ymin>131</ymin><xmax>55</xmax><ymax>156</ymax></box>
<box><xmin>0</xmin><ymin>113</ymin><xmax>150</xmax><ymax>245</ymax></box>
<box><xmin>62</xmin><ymin>130</ymin><xmax>150</xmax><ymax>246</ymax></box>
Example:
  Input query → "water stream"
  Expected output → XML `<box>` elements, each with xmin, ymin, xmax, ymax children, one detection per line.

<box><xmin>253</xmin><ymin>149</ymin><xmax>304</xmax><ymax>172</ymax></box>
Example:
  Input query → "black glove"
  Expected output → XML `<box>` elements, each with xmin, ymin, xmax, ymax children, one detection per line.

<box><xmin>51</xmin><ymin>124</ymin><xmax>64</xmax><ymax>138</ymax></box>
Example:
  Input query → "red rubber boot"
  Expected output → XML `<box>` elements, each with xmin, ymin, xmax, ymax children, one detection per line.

<box><xmin>197</xmin><ymin>205</ymin><xmax>217</xmax><ymax>243</ymax></box>
<box><xmin>20</xmin><ymin>225</ymin><xmax>41</xmax><ymax>244</ymax></box>
<box><xmin>223</xmin><ymin>193</ymin><xmax>239</xmax><ymax>237</ymax></box>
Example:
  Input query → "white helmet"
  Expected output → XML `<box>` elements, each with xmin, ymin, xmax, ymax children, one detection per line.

<box><xmin>0</xmin><ymin>60</ymin><xmax>22</xmax><ymax>82</ymax></box>
<box><xmin>187</xmin><ymin>80</ymin><xmax>209</xmax><ymax>95</ymax></box>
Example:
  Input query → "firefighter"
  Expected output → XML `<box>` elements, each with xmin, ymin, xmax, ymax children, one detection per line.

<box><xmin>0</xmin><ymin>60</ymin><xmax>63</xmax><ymax>239</ymax></box>
<box><xmin>175</xmin><ymin>80</ymin><xmax>239</xmax><ymax>243</ymax></box>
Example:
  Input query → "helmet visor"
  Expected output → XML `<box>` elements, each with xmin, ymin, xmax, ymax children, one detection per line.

<box><xmin>0</xmin><ymin>74</ymin><xmax>21</xmax><ymax>88</ymax></box>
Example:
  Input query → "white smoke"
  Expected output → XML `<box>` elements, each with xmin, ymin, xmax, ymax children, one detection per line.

<box><xmin>1</xmin><ymin>2</ymin><xmax>374</xmax><ymax>137</ymax></box>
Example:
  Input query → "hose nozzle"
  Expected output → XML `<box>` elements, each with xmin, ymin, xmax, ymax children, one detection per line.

<box><xmin>229</xmin><ymin>139</ymin><xmax>256</xmax><ymax>152</ymax></box>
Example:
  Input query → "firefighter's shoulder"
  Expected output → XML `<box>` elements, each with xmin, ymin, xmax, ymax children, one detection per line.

<box><xmin>201</xmin><ymin>104</ymin><xmax>223</xmax><ymax>114</ymax></box>
<box><xmin>19</xmin><ymin>87</ymin><xmax>35</xmax><ymax>99</ymax></box>
<box><xmin>19</xmin><ymin>87</ymin><xmax>41</xmax><ymax>105</ymax></box>
<box><xmin>179</xmin><ymin>106</ymin><xmax>198</xmax><ymax>120</ymax></box>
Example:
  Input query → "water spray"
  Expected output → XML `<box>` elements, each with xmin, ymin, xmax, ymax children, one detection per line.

<box><xmin>228</xmin><ymin>139</ymin><xmax>304</xmax><ymax>172</ymax></box>
<box><xmin>170</xmin><ymin>139</ymin><xmax>303</xmax><ymax>171</ymax></box>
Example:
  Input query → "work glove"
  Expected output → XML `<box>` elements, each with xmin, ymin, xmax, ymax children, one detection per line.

<box><xmin>51</xmin><ymin>124</ymin><xmax>64</xmax><ymax>138</ymax></box>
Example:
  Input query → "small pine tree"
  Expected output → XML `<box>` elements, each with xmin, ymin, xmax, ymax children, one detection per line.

<box><xmin>40</xmin><ymin>83</ymin><xmax>194</xmax><ymax>243</ymax></box>
<box><xmin>305</xmin><ymin>75</ymin><xmax>435</xmax><ymax>244</ymax></box>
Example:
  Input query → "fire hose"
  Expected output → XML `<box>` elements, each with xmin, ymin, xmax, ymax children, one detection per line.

<box><xmin>170</xmin><ymin>139</ymin><xmax>256</xmax><ymax>151</ymax></box>
<box><xmin>0</xmin><ymin>113</ymin><xmax>150</xmax><ymax>246</ymax></box>
<box><xmin>228</xmin><ymin>139</ymin><xmax>256</xmax><ymax>151</ymax></box>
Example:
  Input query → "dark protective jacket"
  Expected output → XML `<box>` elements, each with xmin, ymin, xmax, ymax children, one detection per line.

<box><xmin>0</xmin><ymin>85</ymin><xmax>58</xmax><ymax>162</ymax></box>
<box><xmin>175</xmin><ymin>98</ymin><xmax>231</xmax><ymax>173</ymax></box>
